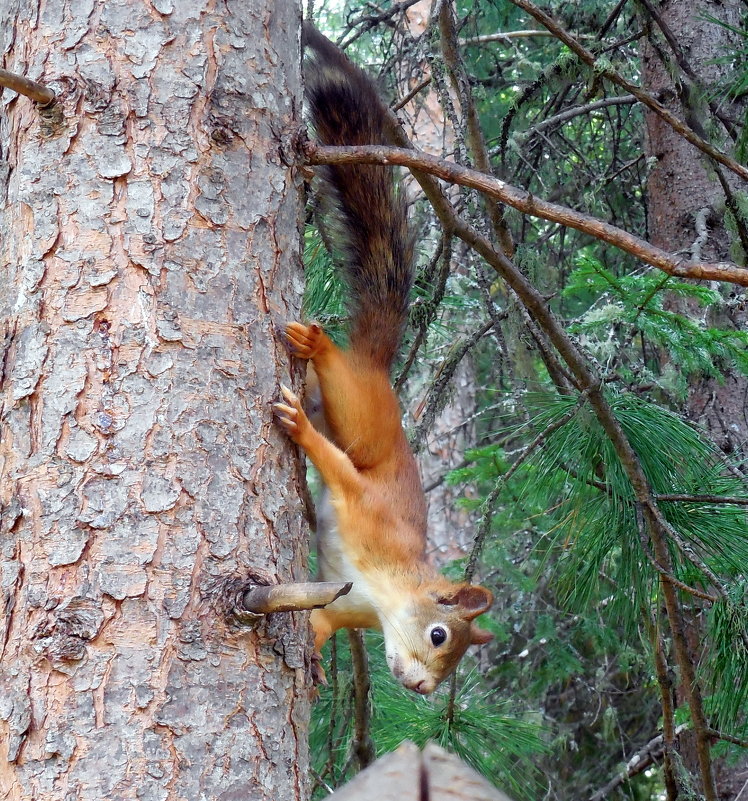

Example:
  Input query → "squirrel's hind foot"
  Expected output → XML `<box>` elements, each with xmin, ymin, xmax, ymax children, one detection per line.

<box><xmin>310</xmin><ymin>651</ymin><xmax>328</xmax><ymax>687</ymax></box>
<box><xmin>273</xmin><ymin>385</ymin><xmax>311</xmax><ymax>445</ymax></box>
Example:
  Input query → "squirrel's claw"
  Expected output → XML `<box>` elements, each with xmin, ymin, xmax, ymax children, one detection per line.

<box><xmin>310</xmin><ymin>651</ymin><xmax>328</xmax><ymax>687</ymax></box>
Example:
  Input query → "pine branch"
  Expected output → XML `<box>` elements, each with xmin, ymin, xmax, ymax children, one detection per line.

<box><xmin>370</xmin><ymin>111</ymin><xmax>721</xmax><ymax>801</ymax></box>
<box><xmin>636</xmin><ymin>508</ymin><xmax>718</xmax><ymax>603</ymax></box>
<box><xmin>464</xmin><ymin>388</ymin><xmax>591</xmax><ymax>582</ymax></box>
<box><xmin>655</xmin><ymin>514</ymin><xmax>748</xmax><ymax>651</ymax></box>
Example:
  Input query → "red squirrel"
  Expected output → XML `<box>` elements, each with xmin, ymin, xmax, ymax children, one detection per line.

<box><xmin>274</xmin><ymin>25</ymin><xmax>493</xmax><ymax>695</ymax></box>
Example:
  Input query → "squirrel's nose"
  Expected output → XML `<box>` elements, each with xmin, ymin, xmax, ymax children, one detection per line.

<box><xmin>404</xmin><ymin>678</ymin><xmax>431</xmax><ymax>695</ymax></box>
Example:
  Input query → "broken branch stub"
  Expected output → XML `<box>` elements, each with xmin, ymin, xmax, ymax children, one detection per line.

<box><xmin>0</xmin><ymin>68</ymin><xmax>56</xmax><ymax>106</ymax></box>
<box><xmin>233</xmin><ymin>580</ymin><xmax>353</xmax><ymax>625</ymax></box>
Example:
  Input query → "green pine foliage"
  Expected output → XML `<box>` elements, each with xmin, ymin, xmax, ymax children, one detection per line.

<box><xmin>564</xmin><ymin>256</ymin><xmax>748</xmax><ymax>389</ymax></box>
<box><xmin>450</xmin><ymin>388</ymin><xmax>748</xmax><ymax>792</ymax></box>
<box><xmin>309</xmin><ymin>632</ymin><xmax>547</xmax><ymax>799</ymax></box>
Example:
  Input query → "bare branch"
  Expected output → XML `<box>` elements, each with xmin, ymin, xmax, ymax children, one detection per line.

<box><xmin>589</xmin><ymin>725</ymin><xmax>689</xmax><ymax>801</ymax></box>
<box><xmin>650</xmin><ymin>616</ymin><xmax>679</xmax><ymax>801</ymax></box>
<box><xmin>589</xmin><ymin>725</ymin><xmax>748</xmax><ymax>801</ymax></box>
<box><xmin>348</xmin><ymin>630</ymin><xmax>376</xmax><ymax>770</ymax></box>
<box><xmin>518</xmin><ymin>95</ymin><xmax>637</xmax><ymax>138</ymax></box>
<box><xmin>392</xmin><ymin>76</ymin><xmax>431</xmax><ymax>112</ymax></box>
<box><xmin>437</xmin><ymin>0</ymin><xmax>515</xmax><ymax>257</ymax></box>
<box><xmin>410</xmin><ymin>319</ymin><xmax>494</xmax><ymax>453</ymax></box>
<box><xmin>656</xmin><ymin>493</ymin><xmax>748</xmax><ymax>505</ymax></box>
<box><xmin>306</xmin><ymin>142</ymin><xmax>748</xmax><ymax>286</ymax></box>
<box><xmin>460</xmin><ymin>29</ymin><xmax>558</xmax><ymax>45</ymax></box>
<box><xmin>235</xmin><ymin>581</ymin><xmax>352</xmax><ymax>621</ymax></box>
<box><xmin>707</xmin><ymin>728</ymin><xmax>748</xmax><ymax>749</ymax></box>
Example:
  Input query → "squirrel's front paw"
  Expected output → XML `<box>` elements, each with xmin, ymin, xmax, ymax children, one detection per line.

<box><xmin>273</xmin><ymin>385</ymin><xmax>310</xmax><ymax>445</ymax></box>
<box><xmin>284</xmin><ymin>322</ymin><xmax>327</xmax><ymax>360</ymax></box>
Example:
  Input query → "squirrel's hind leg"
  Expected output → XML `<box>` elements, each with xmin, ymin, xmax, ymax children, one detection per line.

<box><xmin>283</xmin><ymin>321</ymin><xmax>403</xmax><ymax>471</ymax></box>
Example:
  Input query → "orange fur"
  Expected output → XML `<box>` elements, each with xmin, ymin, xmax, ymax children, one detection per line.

<box><xmin>276</xmin><ymin>326</ymin><xmax>493</xmax><ymax>694</ymax></box>
<box><xmin>274</xmin><ymin>26</ymin><xmax>493</xmax><ymax>695</ymax></box>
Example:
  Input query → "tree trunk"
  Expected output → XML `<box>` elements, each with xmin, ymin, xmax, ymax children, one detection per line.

<box><xmin>642</xmin><ymin>0</ymin><xmax>748</xmax><ymax>455</ymax></box>
<box><xmin>0</xmin><ymin>2</ymin><xmax>308</xmax><ymax>800</ymax></box>
<box><xmin>641</xmin><ymin>2</ymin><xmax>748</xmax><ymax>797</ymax></box>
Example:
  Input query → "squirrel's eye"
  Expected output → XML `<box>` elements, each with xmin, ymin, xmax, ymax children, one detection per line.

<box><xmin>430</xmin><ymin>626</ymin><xmax>448</xmax><ymax>647</ymax></box>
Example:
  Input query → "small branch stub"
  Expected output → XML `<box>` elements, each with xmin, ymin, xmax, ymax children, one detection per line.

<box><xmin>232</xmin><ymin>580</ymin><xmax>352</xmax><ymax>626</ymax></box>
<box><xmin>0</xmin><ymin>68</ymin><xmax>56</xmax><ymax>106</ymax></box>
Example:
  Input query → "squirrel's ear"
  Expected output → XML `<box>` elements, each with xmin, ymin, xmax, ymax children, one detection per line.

<box><xmin>452</xmin><ymin>585</ymin><xmax>493</xmax><ymax>620</ymax></box>
<box><xmin>470</xmin><ymin>623</ymin><xmax>494</xmax><ymax>645</ymax></box>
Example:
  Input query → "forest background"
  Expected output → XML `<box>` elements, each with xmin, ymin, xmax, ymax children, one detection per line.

<box><xmin>0</xmin><ymin>0</ymin><xmax>746</xmax><ymax>798</ymax></box>
<box><xmin>303</xmin><ymin>1</ymin><xmax>748</xmax><ymax>800</ymax></box>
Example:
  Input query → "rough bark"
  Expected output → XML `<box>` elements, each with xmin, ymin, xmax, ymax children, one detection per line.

<box><xmin>0</xmin><ymin>2</ymin><xmax>308</xmax><ymax>800</ymax></box>
<box><xmin>641</xmin><ymin>1</ymin><xmax>748</xmax><ymax>797</ymax></box>
<box><xmin>642</xmin><ymin>0</ymin><xmax>748</xmax><ymax>455</ymax></box>
<box><xmin>414</xmin><ymin>359</ymin><xmax>478</xmax><ymax>562</ymax></box>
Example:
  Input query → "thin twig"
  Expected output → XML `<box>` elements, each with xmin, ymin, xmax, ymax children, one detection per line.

<box><xmin>589</xmin><ymin>724</ymin><xmax>748</xmax><ymax>801</ymax></box>
<box><xmin>515</xmin><ymin>300</ymin><xmax>578</xmax><ymax>393</ymax></box>
<box><xmin>635</xmin><ymin>0</ymin><xmax>739</xmax><ymax>139</ymax></box>
<box><xmin>394</xmin><ymin>235</ymin><xmax>451</xmax><ymax>391</ymax></box>
<box><xmin>635</xmin><ymin>509</ymin><xmax>718</xmax><ymax>603</ymax></box>
<box><xmin>410</xmin><ymin>319</ymin><xmax>494</xmax><ymax>452</ymax></box>
<box><xmin>392</xmin><ymin>76</ymin><xmax>432</xmax><ymax>112</ymax></box>
<box><xmin>460</xmin><ymin>29</ymin><xmax>558</xmax><ymax>45</ymax></box>
<box><xmin>588</xmin><ymin>724</ymin><xmax>689</xmax><ymax>801</ymax></box>
<box><xmin>505</xmin><ymin>0</ymin><xmax>748</xmax><ymax>182</ymax></box>
<box><xmin>654</xmin><ymin>513</ymin><xmax>748</xmax><ymax>651</ymax></box>
<box><xmin>347</xmin><ymin>630</ymin><xmax>376</xmax><ymax>770</ymax></box>
<box><xmin>706</xmin><ymin>728</ymin><xmax>748</xmax><ymax>749</ymax></box>
<box><xmin>656</xmin><ymin>493</ymin><xmax>748</xmax><ymax>505</ymax></box>
<box><xmin>650</xmin><ymin>612</ymin><xmax>679</xmax><ymax>801</ymax></box>
<box><xmin>517</xmin><ymin>95</ymin><xmax>637</xmax><ymax>139</ymax></box>
<box><xmin>438</xmin><ymin>1</ymin><xmax>514</xmax><ymax>257</ymax></box>
<box><xmin>336</xmin><ymin>0</ymin><xmax>422</xmax><ymax>49</ymax></box>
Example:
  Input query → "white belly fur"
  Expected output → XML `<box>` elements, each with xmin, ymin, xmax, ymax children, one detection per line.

<box><xmin>316</xmin><ymin>491</ymin><xmax>379</xmax><ymax>619</ymax></box>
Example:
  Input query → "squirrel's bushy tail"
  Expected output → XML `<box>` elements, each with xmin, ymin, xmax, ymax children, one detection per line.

<box><xmin>303</xmin><ymin>24</ymin><xmax>413</xmax><ymax>370</ymax></box>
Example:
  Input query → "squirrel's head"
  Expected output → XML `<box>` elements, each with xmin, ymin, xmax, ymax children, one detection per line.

<box><xmin>380</xmin><ymin>582</ymin><xmax>493</xmax><ymax>694</ymax></box>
